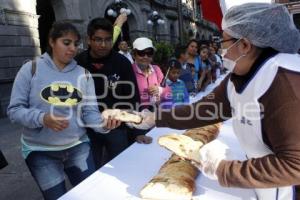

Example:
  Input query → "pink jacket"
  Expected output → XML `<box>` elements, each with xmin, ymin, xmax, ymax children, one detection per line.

<box><xmin>132</xmin><ymin>63</ymin><xmax>172</xmax><ymax>106</ymax></box>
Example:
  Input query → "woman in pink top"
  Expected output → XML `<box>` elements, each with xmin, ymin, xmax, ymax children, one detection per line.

<box><xmin>127</xmin><ymin>37</ymin><xmax>171</xmax><ymax>144</ymax></box>
<box><xmin>131</xmin><ymin>37</ymin><xmax>172</xmax><ymax>110</ymax></box>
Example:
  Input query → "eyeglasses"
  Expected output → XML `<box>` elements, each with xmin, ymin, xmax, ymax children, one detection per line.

<box><xmin>220</xmin><ymin>38</ymin><xmax>242</xmax><ymax>57</ymax></box>
<box><xmin>91</xmin><ymin>37</ymin><xmax>112</xmax><ymax>45</ymax></box>
<box><xmin>136</xmin><ymin>49</ymin><xmax>154</xmax><ymax>57</ymax></box>
<box><xmin>219</xmin><ymin>38</ymin><xmax>237</xmax><ymax>44</ymax></box>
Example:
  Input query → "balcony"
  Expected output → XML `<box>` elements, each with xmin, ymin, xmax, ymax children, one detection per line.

<box><xmin>181</xmin><ymin>3</ymin><xmax>193</xmax><ymax>20</ymax></box>
<box><xmin>195</xmin><ymin>18</ymin><xmax>219</xmax><ymax>32</ymax></box>
<box><xmin>150</xmin><ymin>0</ymin><xmax>177</xmax><ymax>8</ymax></box>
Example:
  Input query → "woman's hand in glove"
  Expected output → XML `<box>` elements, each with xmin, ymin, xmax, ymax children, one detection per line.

<box><xmin>197</xmin><ymin>140</ymin><xmax>230</xmax><ymax>180</ymax></box>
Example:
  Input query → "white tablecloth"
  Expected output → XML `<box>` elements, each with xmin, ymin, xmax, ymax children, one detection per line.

<box><xmin>59</xmin><ymin>75</ymin><xmax>257</xmax><ymax>200</ymax></box>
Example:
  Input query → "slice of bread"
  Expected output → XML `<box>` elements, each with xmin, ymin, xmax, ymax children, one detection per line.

<box><xmin>102</xmin><ymin>109</ymin><xmax>142</xmax><ymax>124</ymax></box>
<box><xmin>158</xmin><ymin>124</ymin><xmax>221</xmax><ymax>164</ymax></box>
<box><xmin>158</xmin><ymin>134</ymin><xmax>203</xmax><ymax>164</ymax></box>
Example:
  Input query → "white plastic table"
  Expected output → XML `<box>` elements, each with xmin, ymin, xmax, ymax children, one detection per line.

<box><xmin>59</xmin><ymin>74</ymin><xmax>257</xmax><ymax>200</ymax></box>
<box><xmin>59</xmin><ymin>121</ymin><xmax>256</xmax><ymax>200</ymax></box>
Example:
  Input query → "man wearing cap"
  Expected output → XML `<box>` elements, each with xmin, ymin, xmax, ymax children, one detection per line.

<box><xmin>75</xmin><ymin>18</ymin><xmax>140</xmax><ymax>168</ymax></box>
<box><xmin>127</xmin><ymin>3</ymin><xmax>300</xmax><ymax>199</ymax></box>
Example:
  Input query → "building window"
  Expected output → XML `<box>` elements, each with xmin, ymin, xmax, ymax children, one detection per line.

<box><xmin>293</xmin><ymin>13</ymin><xmax>300</xmax><ymax>30</ymax></box>
<box><xmin>188</xmin><ymin>29</ymin><xmax>194</xmax><ymax>37</ymax></box>
<box><xmin>170</xmin><ymin>24</ymin><xmax>175</xmax><ymax>44</ymax></box>
<box><xmin>196</xmin><ymin>32</ymin><xmax>200</xmax><ymax>40</ymax></box>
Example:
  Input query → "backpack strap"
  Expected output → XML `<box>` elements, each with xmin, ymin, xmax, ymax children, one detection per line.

<box><xmin>31</xmin><ymin>58</ymin><xmax>89</xmax><ymax>81</ymax></box>
<box><xmin>31</xmin><ymin>59</ymin><xmax>37</xmax><ymax>77</ymax></box>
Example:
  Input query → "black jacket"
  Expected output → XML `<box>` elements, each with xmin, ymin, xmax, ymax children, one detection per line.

<box><xmin>75</xmin><ymin>50</ymin><xmax>140</xmax><ymax>112</ymax></box>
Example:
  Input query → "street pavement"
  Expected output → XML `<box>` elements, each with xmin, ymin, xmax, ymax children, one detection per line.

<box><xmin>0</xmin><ymin>118</ymin><xmax>42</xmax><ymax>200</ymax></box>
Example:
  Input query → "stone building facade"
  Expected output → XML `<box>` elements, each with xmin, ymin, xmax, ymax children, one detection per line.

<box><xmin>0</xmin><ymin>0</ymin><xmax>219</xmax><ymax>117</ymax></box>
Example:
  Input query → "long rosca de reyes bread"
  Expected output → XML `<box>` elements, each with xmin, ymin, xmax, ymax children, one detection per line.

<box><xmin>140</xmin><ymin>123</ymin><xmax>221</xmax><ymax>200</ymax></box>
<box><xmin>140</xmin><ymin>154</ymin><xmax>198</xmax><ymax>200</ymax></box>
<box><xmin>183</xmin><ymin>123</ymin><xmax>221</xmax><ymax>144</ymax></box>
<box><xmin>158</xmin><ymin>123</ymin><xmax>221</xmax><ymax>164</ymax></box>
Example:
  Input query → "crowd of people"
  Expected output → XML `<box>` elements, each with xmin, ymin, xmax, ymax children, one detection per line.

<box><xmin>118</xmin><ymin>37</ymin><xmax>226</xmax><ymax>101</ymax></box>
<box><xmin>2</xmin><ymin>2</ymin><xmax>300</xmax><ymax>200</ymax></box>
<box><xmin>4</xmin><ymin>12</ymin><xmax>224</xmax><ymax>200</ymax></box>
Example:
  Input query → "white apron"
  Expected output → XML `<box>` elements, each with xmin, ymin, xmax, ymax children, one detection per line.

<box><xmin>227</xmin><ymin>53</ymin><xmax>300</xmax><ymax>200</ymax></box>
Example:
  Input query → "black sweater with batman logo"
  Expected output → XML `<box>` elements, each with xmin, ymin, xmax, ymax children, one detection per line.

<box><xmin>75</xmin><ymin>50</ymin><xmax>140</xmax><ymax>112</ymax></box>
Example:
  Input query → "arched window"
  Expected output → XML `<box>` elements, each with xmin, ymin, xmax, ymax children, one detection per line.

<box><xmin>293</xmin><ymin>13</ymin><xmax>300</xmax><ymax>30</ymax></box>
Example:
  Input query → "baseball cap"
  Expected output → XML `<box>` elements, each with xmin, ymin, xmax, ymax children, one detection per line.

<box><xmin>133</xmin><ymin>37</ymin><xmax>155</xmax><ymax>51</ymax></box>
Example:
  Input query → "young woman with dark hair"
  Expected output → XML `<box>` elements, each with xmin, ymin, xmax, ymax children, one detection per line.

<box><xmin>7</xmin><ymin>21</ymin><xmax>120</xmax><ymax>200</ymax></box>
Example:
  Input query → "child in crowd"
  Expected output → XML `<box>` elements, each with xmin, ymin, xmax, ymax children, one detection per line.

<box><xmin>209</xmin><ymin>46</ymin><xmax>221</xmax><ymax>83</ymax></box>
<box><xmin>189</xmin><ymin>64</ymin><xmax>197</xmax><ymax>96</ymax></box>
<box><xmin>175</xmin><ymin>45</ymin><xmax>196</xmax><ymax>94</ymax></box>
<box><xmin>166</xmin><ymin>59</ymin><xmax>189</xmax><ymax>105</ymax></box>
<box><xmin>197</xmin><ymin>46</ymin><xmax>212</xmax><ymax>91</ymax></box>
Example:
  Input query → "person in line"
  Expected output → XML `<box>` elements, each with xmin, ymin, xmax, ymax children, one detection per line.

<box><xmin>128</xmin><ymin>37</ymin><xmax>171</xmax><ymax>144</ymax></box>
<box><xmin>131</xmin><ymin>37</ymin><xmax>172</xmax><ymax>109</ymax></box>
<box><xmin>7</xmin><ymin>21</ymin><xmax>121</xmax><ymax>200</ymax></box>
<box><xmin>166</xmin><ymin>59</ymin><xmax>189</xmax><ymax>105</ymax></box>
<box><xmin>209</xmin><ymin>46</ymin><xmax>221</xmax><ymax>82</ymax></box>
<box><xmin>186</xmin><ymin>39</ymin><xmax>201</xmax><ymax>84</ymax></box>
<box><xmin>175</xmin><ymin>45</ymin><xmax>196</xmax><ymax>94</ymax></box>
<box><xmin>118</xmin><ymin>40</ymin><xmax>134</xmax><ymax>64</ymax></box>
<box><xmin>75</xmin><ymin>18</ymin><xmax>140</xmax><ymax>168</ymax></box>
<box><xmin>129</xmin><ymin>3</ymin><xmax>300</xmax><ymax>199</ymax></box>
<box><xmin>197</xmin><ymin>46</ymin><xmax>212</xmax><ymax>92</ymax></box>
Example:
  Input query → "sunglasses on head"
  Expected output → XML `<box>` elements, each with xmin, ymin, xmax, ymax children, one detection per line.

<box><xmin>136</xmin><ymin>49</ymin><xmax>154</xmax><ymax>57</ymax></box>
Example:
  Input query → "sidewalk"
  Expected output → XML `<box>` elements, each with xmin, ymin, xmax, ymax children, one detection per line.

<box><xmin>0</xmin><ymin>118</ymin><xmax>42</xmax><ymax>200</ymax></box>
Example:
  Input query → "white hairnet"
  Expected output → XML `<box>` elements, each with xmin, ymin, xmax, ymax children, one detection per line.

<box><xmin>222</xmin><ymin>3</ymin><xmax>300</xmax><ymax>53</ymax></box>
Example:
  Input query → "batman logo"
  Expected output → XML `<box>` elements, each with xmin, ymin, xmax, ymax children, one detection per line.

<box><xmin>41</xmin><ymin>83</ymin><xmax>82</xmax><ymax>106</ymax></box>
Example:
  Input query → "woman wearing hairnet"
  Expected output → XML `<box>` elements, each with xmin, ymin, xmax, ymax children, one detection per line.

<box><xmin>127</xmin><ymin>3</ymin><xmax>300</xmax><ymax>200</ymax></box>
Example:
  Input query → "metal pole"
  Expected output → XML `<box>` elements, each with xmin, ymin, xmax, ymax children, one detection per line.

<box><xmin>177</xmin><ymin>0</ymin><xmax>184</xmax><ymax>44</ymax></box>
<box><xmin>154</xmin><ymin>24</ymin><xmax>158</xmax><ymax>42</ymax></box>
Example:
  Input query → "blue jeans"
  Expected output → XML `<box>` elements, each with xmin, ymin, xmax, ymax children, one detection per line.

<box><xmin>25</xmin><ymin>142</ymin><xmax>95</xmax><ymax>200</ymax></box>
<box><xmin>87</xmin><ymin>127</ymin><xmax>129</xmax><ymax>169</ymax></box>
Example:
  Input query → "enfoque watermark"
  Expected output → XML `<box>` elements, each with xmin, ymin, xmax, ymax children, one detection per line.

<box><xmin>46</xmin><ymin>75</ymin><xmax>265</xmax><ymax>128</ymax></box>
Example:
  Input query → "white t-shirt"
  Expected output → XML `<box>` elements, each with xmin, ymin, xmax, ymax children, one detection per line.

<box><xmin>119</xmin><ymin>51</ymin><xmax>134</xmax><ymax>64</ymax></box>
